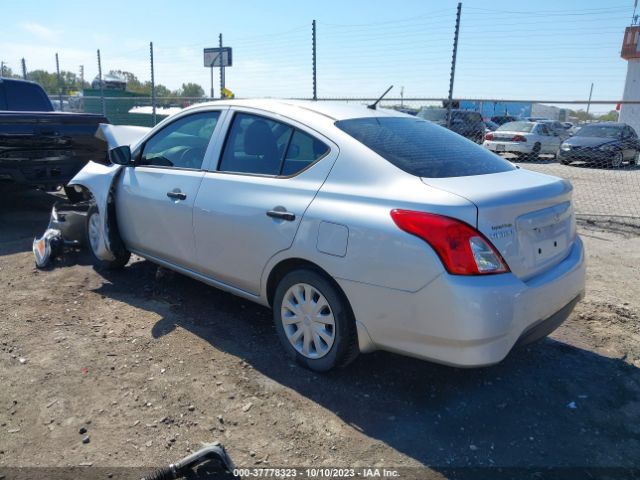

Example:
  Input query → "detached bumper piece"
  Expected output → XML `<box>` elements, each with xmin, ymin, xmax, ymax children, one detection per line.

<box><xmin>141</xmin><ymin>442</ymin><xmax>238</xmax><ymax>480</ymax></box>
<box><xmin>32</xmin><ymin>202</ymin><xmax>89</xmax><ymax>269</ymax></box>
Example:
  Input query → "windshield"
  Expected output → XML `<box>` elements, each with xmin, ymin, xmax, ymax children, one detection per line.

<box><xmin>575</xmin><ymin>125</ymin><xmax>623</xmax><ymax>139</ymax></box>
<box><xmin>497</xmin><ymin>121</ymin><xmax>535</xmax><ymax>133</ymax></box>
<box><xmin>335</xmin><ymin>117</ymin><xmax>516</xmax><ymax>178</ymax></box>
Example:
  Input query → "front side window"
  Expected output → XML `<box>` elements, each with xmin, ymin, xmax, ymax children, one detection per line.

<box><xmin>335</xmin><ymin>116</ymin><xmax>515</xmax><ymax>178</ymax></box>
<box><xmin>219</xmin><ymin>112</ymin><xmax>329</xmax><ymax>176</ymax></box>
<box><xmin>139</xmin><ymin>111</ymin><xmax>220</xmax><ymax>169</ymax></box>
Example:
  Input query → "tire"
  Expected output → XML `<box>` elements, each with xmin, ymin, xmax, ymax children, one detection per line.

<box><xmin>526</xmin><ymin>142</ymin><xmax>541</xmax><ymax>160</ymax></box>
<box><xmin>273</xmin><ymin>268</ymin><xmax>358</xmax><ymax>372</ymax></box>
<box><xmin>86</xmin><ymin>204</ymin><xmax>130</xmax><ymax>270</ymax></box>
<box><xmin>610</xmin><ymin>151</ymin><xmax>624</xmax><ymax>168</ymax></box>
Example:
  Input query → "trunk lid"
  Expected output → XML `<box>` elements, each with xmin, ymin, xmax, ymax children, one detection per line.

<box><xmin>422</xmin><ymin>168</ymin><xmax>576</xmax><ymax>280</ymax></box>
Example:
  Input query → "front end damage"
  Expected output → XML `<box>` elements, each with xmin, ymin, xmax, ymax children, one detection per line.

<box><xmin>33</xmin><ymin>124</ymin><xmax>150</xmax><ymax>268</ymax></box>
<box><xmin>33</xmin><ymin>202</ymin><xmax>90</xmax><ymax>268</ymax></box>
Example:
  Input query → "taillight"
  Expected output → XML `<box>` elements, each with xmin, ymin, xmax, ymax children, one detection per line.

<box><xmin>484</xmin><ymin>132</ymin><xmax>494</xmax><ymax>141</ymax></box>
<box><xmin>390</xmin><ymin>210</ymin><xmax>509</xmax><ymax>275</ymax></box>
<box><xmin>512</xmin><ymin>134</ymin><xmax>527</xmax><ymax>142</ymax></box>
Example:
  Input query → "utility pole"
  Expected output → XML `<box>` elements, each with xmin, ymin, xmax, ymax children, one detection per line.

<box><xmin>150</xmin><ymin>42</ymin><xmax>156</xmax><ymax>126</ymax></box>
<box><xmin>79</xmin><ymin>65</ymin><xmax>84</xmax><ymax>86</ymax></box>
<box><xmin>97</xmin><ymin>49</ymin><xmax>106</xmax><ymax>117</ymax></box>
<box><xmin>219</xmin><ymin>33</ymin><xmax>225</xmax><ymax>99</ymax></box>
<box><xmin>400</xmin><ymin>86</ymin><xmax>404</xmax><ymax>107</ymax></box>
<box><xmin>55</xmin><ymin>53</ymin><xmax>63</xmax><ymax>111</ymax></box>
<box><xmin>21</xmin><ymin>58</ymin><xmax>27</xmax><ymax>80</ymax></box>
<box><xmin>446</xmin><ymin>2</ymin><xmax>462</xmax><ymax>128</ymax></box>
<box><xmin>210</xmin><ymin>65</ymin><xmax>214</xmax><ymax>99</ymax></box>
<box><xmin>586</xmin><ymin>82</ymin><xmax>594</xmax><ymax>117</ymax></box>
<box><xmin>312</xmin><ymin>19</ymin><xmax>317</xmax><ymax>100</ymax></box>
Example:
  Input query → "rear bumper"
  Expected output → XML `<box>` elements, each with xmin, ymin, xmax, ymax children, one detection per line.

<box><xmin>339</xmin><ymin>236</ymin><xmax>586</xmax><ymax>367</ymax></box>
<box><xmin>483</xmin><ymin>141</ymin><xmax>532</xmax><ymax>154</ymax></box>
<box><xmin>0</xmin><ymin>159</ymin><xmax>87</xmax><ymax>187</ymax></box>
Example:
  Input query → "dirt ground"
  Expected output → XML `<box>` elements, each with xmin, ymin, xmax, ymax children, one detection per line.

<box><xmin>0</xmin><ymin>189</ymin><xmax>639</xmax><ymax>479</ymax></box>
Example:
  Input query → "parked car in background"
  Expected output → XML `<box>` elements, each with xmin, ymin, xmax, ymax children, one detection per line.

<box><xmin>490</xmin><ymin>115</ymin><xmax>519</xmax><ymax>126</ymax></box>
<box><xmin>484</xmin><ymin>119</ymin><xmax>499</xmax><ymax>133</ymax></box>
<box><xmin>60</xmin><ymin>99</ymin><xmax>585</xmax><ymax>372</ymax></box>
<box><xmin>558</xmin><ymin>122</ymin><xmax>639</xmax><ymax>168</ymax></box>
<box><xmin>0</xmin><ymin>78</ymin><xmax>109</xmax><ymax>190</ymax></box>
<box><xmin>523</xmin><ymin>116</ymin><xmax>550</xmax><ymax>122</ymax></box>
<box><xmin>417</xmin><ymin>107</ymin><xmax>485</xmax><ymax>143</ymax></box>
<box><xmin>483</xmin><ymin>121</ymin><xmax>562</xmax><ymax>159</ymax></box>
<box><xmin>540</xmin><ymin>120</ymin><xmax>571</xmax><ymax>141</ymax></box>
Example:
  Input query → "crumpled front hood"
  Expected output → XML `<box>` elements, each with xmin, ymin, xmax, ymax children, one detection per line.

<box><xmin>95</xmin><ymin>123</ymin><xmax>151</xmax><ymax>151</ymax></box>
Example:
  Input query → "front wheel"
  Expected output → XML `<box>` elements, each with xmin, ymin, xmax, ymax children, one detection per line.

<box><xmin>273</xmin><ymin>268</ymin><xmax>358</xmax><ymax>372</ymax></box>
<box><xmin>86</xmin><ymin>204</ymin><xmax>130</xmax><ymax>270</ymax></box>
<box><xmin>610</xmin><ymin>151</ymin><xmax>624</xmax><ymax>168</ymax></box>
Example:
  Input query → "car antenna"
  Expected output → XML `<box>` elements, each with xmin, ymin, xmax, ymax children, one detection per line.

<box><xmin>368</xmin><ymin>85</ymin><xmax>393</xmax><ymax>110</ymax></box>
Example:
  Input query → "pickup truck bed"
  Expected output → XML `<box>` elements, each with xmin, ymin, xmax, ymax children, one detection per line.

<box><xmin>0</xmin><ymin>78</ymin><xmax>109</xmax><ymax>189</ymax></box>
<box><xmin>0</xmin><ymin>111</ymin><xmax>109</xmax><ymax>189</ymax></box>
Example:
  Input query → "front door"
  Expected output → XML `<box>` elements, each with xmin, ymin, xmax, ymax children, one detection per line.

<box><xmin>193</xmin><ymin>110</ymin><xmax>337</xmax><ymax>294</ymax></box>
<box><xmin>116</xmin><ymin>110</ymin><xmax>223</xmax><ymax>269</ymax></box>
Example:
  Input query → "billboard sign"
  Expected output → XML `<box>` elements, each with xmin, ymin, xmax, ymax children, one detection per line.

<box><xmin>204</xmin><ymin>47</ymin><xmax>232</xmax><ymax>67</ymax></box>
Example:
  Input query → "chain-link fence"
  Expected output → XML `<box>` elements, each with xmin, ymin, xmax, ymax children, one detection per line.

<box><xmin>45</xmin><ymin>94</ymin><xmax>640</xmax><ymax>225</ymax></box>
<box><xmin>4</xmin><ymin>0</ymin><xmax>632</xmax><ymax>227</ymax></box>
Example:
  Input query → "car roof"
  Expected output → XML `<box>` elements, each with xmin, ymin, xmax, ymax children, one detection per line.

<box><xmin>182</xmin><ymin>98</ymin><xmax>408</xmax><ymax>122</ymax></box>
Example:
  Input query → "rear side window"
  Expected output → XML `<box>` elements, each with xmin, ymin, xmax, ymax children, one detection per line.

<box><xmin>281</xmin><ymin>130</ymin><xmax>329</xmax><ymax>176</ymax></box>
<box><xmin>219</xmin><ymin>112</ymin><xmax>329</xmax><ymax>176</ymax></box>
<box><xmin>3</xmin><ymin>81</ymin><xmax>53</xmax><ymax>111</ymax></box>
<box><xmin>335</xmin><ymin>117</ymin><xmax>515</xmax><ymax>178</ymax></box>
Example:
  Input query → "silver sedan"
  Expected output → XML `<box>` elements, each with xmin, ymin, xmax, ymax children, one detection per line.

<box><xmin>66</xmin><ymin>100</ymin><xmax>585</xmax><ymax>372</ymax></box>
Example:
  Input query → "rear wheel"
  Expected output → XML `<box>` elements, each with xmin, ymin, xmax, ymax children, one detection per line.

<box><xmin>526</xmin><ymin>142</ymin><xmax>541</xmax><ymax>160</ymax></box>
<box><xmin>273</xmin><ymin>268</ymin><xmax>358</xmax><ymax>372</ymax></box>
<box><xmin>86</xmin><ymin>204</ymin><xmax>130</xmax><ymax>270</ymax></box>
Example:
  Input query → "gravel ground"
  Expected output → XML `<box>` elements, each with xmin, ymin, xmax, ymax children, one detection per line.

<box><xmin>0</xmin><ymin>189</ymin><xmax>639</xmax><ymax>480</ymax></box>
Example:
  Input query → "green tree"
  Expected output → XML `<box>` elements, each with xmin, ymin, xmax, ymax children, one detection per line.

<box><xmin>598</xmin><ymin>110</ymin><xmax>619</xmax><ymax>122</ymax></box>
<box><xmin>178</xmin><ymin>82</ymin><xmax>205</xmax><ymax>98</ymax></box>
<box><xmin>568</xmin><ymin>109</ymin><xmax>595</xmax><ymax>122</ymax></box>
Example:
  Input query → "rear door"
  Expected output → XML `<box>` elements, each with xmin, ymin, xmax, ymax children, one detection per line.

<box><xmin>115</xmin><ymin>109</ymin><xmax>224</xmax><ymax>269</ymax></box>
<box><xmin>193</xmin><ymin>109</ymin><xmax>338</xmax><ymax>294</ymax></box>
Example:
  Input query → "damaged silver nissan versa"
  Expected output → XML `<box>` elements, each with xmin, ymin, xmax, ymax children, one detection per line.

<box><xmin>35</xmin><ymin>99</ymin><xmax>586</xmax><ymax>372</ymax></box>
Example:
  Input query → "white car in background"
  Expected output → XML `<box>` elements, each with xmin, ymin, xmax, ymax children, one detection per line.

<box><xmin>483</xmin><ymin>121</ymin><xmax>563</xmax><ymax>159</ymax></box>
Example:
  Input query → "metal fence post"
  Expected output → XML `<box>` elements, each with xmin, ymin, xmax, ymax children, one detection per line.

<box><xmin>21</xmin><ymin>58</ymin><xmax>27</xmax><ymax>80</ymax></box>
<box><xmin>55</xmin><ymin>53</ymin><xmax>63</xmax><ymax>111</ymax></box>
<box><xmin>219</xmin><ymin>33</ymin><xmax>225</xmax><ymax>99</ymax></box>
<box><xmin>446</xmin><ymin>3</ymin><xmax>462</xmax><ymax>128</ymax></box>
<box><xmin>97</xmin><ymin>49</ymin><xmax>106</xmax><ymax>117</ymax></box>
<box><xmin>312</xmin><ymin>20</ymin><xmax>317</xmax><ymax>101</ymax></box>
<box><xmin>150</xmin><ymin>41</ymin><xmax>157</xmax><ymax>126</ymax></box>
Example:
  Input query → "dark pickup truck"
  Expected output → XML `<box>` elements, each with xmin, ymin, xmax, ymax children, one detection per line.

<box><xmin>0</xmin><ymin>78</ymin><xmax>109</xmax><ymax>189</ymax></box>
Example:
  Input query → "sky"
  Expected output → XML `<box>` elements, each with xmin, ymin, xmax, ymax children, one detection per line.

<box><xmin>0</xmin><ymin>0</ymin><xmax>636</xmax><ymax>113</ymax></box>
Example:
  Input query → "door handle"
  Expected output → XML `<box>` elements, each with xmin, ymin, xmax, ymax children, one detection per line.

<box><xmin>167</xmin><ymin>191</ymin><xmax>187</xmax><ymax>200</ymax></box>
<box><xmin>266</xmin><ymin>209</ymin><xmax>295</xmax><ymax>221</ymax></box>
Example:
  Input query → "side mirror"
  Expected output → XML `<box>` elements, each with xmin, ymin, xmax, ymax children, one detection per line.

<box><xmin>109</xmin><ymin>145</ymin><xmax>132</xmax><ymax>165</ymax></box>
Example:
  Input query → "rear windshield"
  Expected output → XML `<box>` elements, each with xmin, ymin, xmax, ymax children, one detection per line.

<box><xmin>575</xmin><ymin>125</ymin><xmax>622</xmax><ymax>139</ymax></box>
<box><xmin>335</xmin><ymin>117</ymin><xmax>516</xmax><ymax>178</ymax></box>
<box><xmin>497</xmin><ymin>121</ymin><xmax>534</xmax><ymax>132</ymax></box>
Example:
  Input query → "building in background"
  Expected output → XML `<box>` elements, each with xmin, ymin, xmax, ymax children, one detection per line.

<box><xmin>619</xmin><ymin>23</ymin><xmax>640</xmax><ymax>133</ymax></box>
